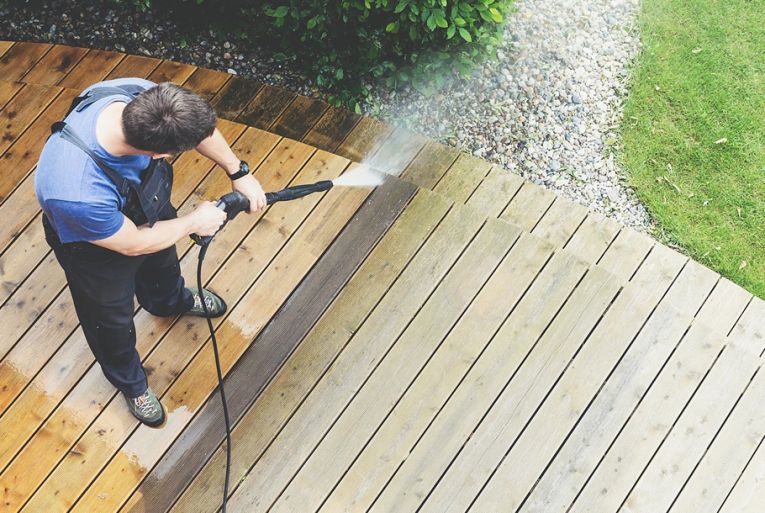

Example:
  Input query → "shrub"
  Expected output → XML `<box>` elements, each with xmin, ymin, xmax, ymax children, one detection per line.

<box><xmin>129</xmin><ymin>0</ymin><xmax>514</xmax><ymax>109</ymax></box>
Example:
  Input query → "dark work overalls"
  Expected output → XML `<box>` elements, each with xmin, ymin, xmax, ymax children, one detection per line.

<box><xmin>41</xmin><ymin>85</ymin><xmax>194</xmax><ymax>398</ymax></box>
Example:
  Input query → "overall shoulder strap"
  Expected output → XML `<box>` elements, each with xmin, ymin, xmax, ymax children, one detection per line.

<box><xmin>50</xmin><ymin>121</ymin><xmax>134</xmax><ymax>197</ymax></box>
<box><xmin>71</xmin><ymin>83</ymin><xmax>148</xmax><ymax>114</ymax></box>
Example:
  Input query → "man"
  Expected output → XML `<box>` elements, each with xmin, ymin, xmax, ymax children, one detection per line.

<box><xmin>35</xmin><ymin>77</ymin><xmax>267</xmax><ymax>427</ymax></box>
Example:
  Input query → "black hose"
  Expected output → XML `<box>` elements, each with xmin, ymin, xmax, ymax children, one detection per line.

<box><xmin>196</xmin><ymin>243</ymin><xmax>232</xmax><ymax>513</ymax></box>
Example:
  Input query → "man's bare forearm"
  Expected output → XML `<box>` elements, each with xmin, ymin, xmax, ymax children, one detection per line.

<box><xmin>195</xmin><ymin>128</ymin><xmax>240</xmax><ymax>175</ymax></box>
<box><xmin>127</xmin><ymin>215</ymin><xmax>196</xmax><ymax>256</ymax></box>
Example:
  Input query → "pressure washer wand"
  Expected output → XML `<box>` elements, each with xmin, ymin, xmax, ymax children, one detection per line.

<box><xmin>190</xmin><ymin>180</ymin><xmax>334</xmax><ymax>246</ymax></box>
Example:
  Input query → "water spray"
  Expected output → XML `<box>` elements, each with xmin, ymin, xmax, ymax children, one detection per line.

<box><xmin>189</xmin><ymin>165</ymin><xmax>385</xmax><ymax>513</ymax></box>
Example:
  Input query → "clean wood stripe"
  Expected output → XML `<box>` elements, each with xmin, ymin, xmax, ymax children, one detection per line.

<box><xmin>0</xmin><ymin>42</ymin><xmax>52</xmax><ymax>82</ymax></box>
<box><xmin>0</xmin><ymin>130</ymin><xmax>288</xmax><ymax>509</ymax></box>
<box><xmin>531</xmin><ymin>196</ymin><xmax>589</xmax><ymax>248</ymax></box>
<box><xmin>20</xmin><ymin>44</ymin><xmax>89</xmax><ymax>86</ymax></box>
<box><xmin>301</xmin><ymin>105</ymin><xmax>361</xmax><ymax>153</ymax></box>
<box><xmin>161</xmin><ymin>188</ymin><xmax>450</xmax><ymax>513</ymax></box>
<box><xmin>499</xmin><ymin>180</ymin><xmax>558</xmax><ymax>231</ymax></box>
<box><xmin>58</xmin><ymin>48</ymin><xmax>125</xmax><ymax>90</ymax></box>
<box><xmin>0</xmin><ymin>127</ymin><xmax>279</xmax><ymax>475</ymax></box>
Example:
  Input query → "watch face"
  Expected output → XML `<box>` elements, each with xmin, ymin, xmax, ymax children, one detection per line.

<box><xmin>240</xmin><ymin>161</ymin><xmax>250</xmax><ymax>173</ymax></box>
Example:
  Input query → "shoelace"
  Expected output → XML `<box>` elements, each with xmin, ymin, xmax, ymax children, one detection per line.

<box><xmin>193</xmin><ymin>292</ymin><xmax>216</xmax><ymax>311</ymax></box>
<box><xmin>133</xmin><ymin>393</ymin><xmax>159</xmax><ymax>416</ymax></box>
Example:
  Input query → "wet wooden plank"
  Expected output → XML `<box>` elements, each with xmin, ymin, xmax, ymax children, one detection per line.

<box><xmin>105</xmin><ymin>54</ymin><xmax>161</xmax><ymax>80</ymax></box>
<box><xmin>301</xmin><ymin>105</ymin><xmax>361</xmax><ymax>153</ymax></box>
<box><xmin>270</xmin><ymin>94</ymin><xmax>329</xmax><ymax>141</ymax></box>
<box><xmin>399</xmin><ymin>140</ymin><xmax>459</xmax><ymax>190</ymax></box>
<box><xmin>0</xmin><ymin>42</ymin><xmax>51</xmax><ymax>82</ymax></box>
<box><xmin>58</xmin><ymin>48</ymin><xmax>125</xmax><ymax>90</ymax></box>
<box><xmin>209</xmin><ymin>76</ymin><xmax>263</xmax><ymax>120</ymax></box>
<box><xmin>335</xmin><ymin>116</ymin><xmax>393</xmax><ymax>164</ymax></box>
<box><xmin>70</xmin><ymin>168</ymin><xmax>372</xmax><ymax>513</ymax></box>
<box><xmin>269</xmin><ymin>217</ymin><xmax>519</xmax><ymax>513</ymax></box>
<box><xmin>147</xmin><ymin>59</ymin><xmax>197</xmax><ymax>85</ymax></box>
<box><xmin>129</xmin><ymin>179</ymin><xmax>426</xmax><ymax>513</ymax></box>
<box><xmin>364</xmin><ymin>125</ymin><xmax>428</xmax><ymax>177</ymax></box>
<box><xmin>182</xmin><ymin>67</ymin><xmax>232</xmax><ymax>100</ymax></box>
<box><xmin>20</xmin><ymin>44</ymin><xmax>89</xmax><ymax>86</ymax></box>
<box><xmin>236</xmin><ymin>84</ymin><xmax>296</xmax><ymax>129</ymax></box>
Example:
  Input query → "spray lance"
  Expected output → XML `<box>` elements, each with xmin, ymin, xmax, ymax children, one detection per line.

<box><xmin>189</xmin><ymin>179</ymin><xmax>336</xmax><ymax>513</ymax></box>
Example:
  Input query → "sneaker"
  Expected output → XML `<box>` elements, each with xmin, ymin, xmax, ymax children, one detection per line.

<box><xmin>185</xmin><ymin>287</ymin><xmax>227</xmax><ymax>318</ymax></box>
<box><xmin>124</xmin><ymin>387</ymin><xmax>165</xmax><ymax>428</ymax></box>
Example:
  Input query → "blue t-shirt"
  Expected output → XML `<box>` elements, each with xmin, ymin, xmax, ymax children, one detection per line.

<box><xmin>35</xmin><ymin>77</ymin><xmax>157</xmax><ymax>243</ymax></box>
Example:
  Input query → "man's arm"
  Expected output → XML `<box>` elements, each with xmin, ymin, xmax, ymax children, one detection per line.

<box><xmin>194</xmin><ymin>128</ymin><xmax>268</xmax><ymax>213</ymax></box>
<box><xmin>90</xmin><ymin>202</ymin><xmax>226</xmax><ymax>256</ymax></box>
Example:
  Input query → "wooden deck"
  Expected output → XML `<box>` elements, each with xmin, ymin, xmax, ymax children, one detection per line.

<box><xmin>0</xmin><ymin>40</ymin><xmax>763</xmax><ymax>513</ymax></box>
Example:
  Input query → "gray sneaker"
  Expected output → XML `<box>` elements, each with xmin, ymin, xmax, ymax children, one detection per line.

<box><xmin>185</xmin><ymin>287</ymin><xmax>227</xmax><ymax>318</ymax></box>
<box><xmin>124</xmin><ymin>387</ymin><xmax>165</xmax><ymax>427</ymax></box>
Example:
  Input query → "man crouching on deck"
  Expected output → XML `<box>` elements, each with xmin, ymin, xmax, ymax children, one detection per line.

<box><xmin>35</xmin><ymin>78</ymin><xmax>267</xmax><ymax>427</ymax></box>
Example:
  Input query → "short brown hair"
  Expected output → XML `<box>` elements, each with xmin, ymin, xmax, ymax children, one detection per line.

<box><xmin>121</xmin><ymin>82</ymin><xmax>217</xmax><ymax>154</ymax></box>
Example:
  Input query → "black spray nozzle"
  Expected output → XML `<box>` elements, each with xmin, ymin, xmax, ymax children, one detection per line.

<box><xmin>191</xmin><ymin>181</ymin><xmax>334</xmax><ymax>246</ymax></box>
<box><xmin>265</xmin><ymin>180</ymin><xmax>333</xmax><ymax>204</ymax></box>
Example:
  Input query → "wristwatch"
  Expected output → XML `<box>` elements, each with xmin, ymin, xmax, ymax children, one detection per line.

<box><xmin>228</xmin><ymin>160</ymin><xmax>249</xmax><ymax>180</ymax></box>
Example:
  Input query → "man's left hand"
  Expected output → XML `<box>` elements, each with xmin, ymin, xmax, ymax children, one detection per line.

<box><xmin>231</xmin><ymin>174</ymin><xmax>267</xmax><ymax>213</ymax></box>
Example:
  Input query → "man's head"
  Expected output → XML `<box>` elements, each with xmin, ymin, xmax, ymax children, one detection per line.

<box><xmin>121</xmin><ymin>82</ymin><xmax>217</xmax><ymax>157</ymax></box>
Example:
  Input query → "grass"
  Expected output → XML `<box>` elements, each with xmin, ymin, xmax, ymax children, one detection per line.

<box><xmin>622</xmin><ymin>0</ymin><xmax>765</xmax><ymax>298</ymax></box>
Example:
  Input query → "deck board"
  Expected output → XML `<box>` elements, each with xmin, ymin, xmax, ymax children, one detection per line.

<box><xmin>0</xmin><ymin>42</ymin><xmax>762</xmax><ymax>513</ymax></box>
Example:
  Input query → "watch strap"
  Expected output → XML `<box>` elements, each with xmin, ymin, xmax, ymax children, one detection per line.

<box><xmin>228</xmin><ymin>160</ymin><xmax>249</xmax><ymax>180</ymax></box>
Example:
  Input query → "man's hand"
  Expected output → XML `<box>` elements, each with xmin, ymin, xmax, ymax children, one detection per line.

<box><xmin>232</xmin><ymin>173</ymin><xmax>267</xmax><ymax>213</ymax></box>
<box><xmin>190</xmin><ymin>201</ymin><xmax>228</xmax><ymax>236</ymax></box>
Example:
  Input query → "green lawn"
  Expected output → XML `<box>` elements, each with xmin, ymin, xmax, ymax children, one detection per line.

<box><xmin>622</xmin><ymin>0</ymin><xmax>765</xmax><ymax>298</ymax></box>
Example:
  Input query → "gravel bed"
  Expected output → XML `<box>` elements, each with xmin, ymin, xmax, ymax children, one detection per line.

<box><xmin>1</xmin><ymin>0</ymin><xmax>651</xmax><ymax>231</ymax></box>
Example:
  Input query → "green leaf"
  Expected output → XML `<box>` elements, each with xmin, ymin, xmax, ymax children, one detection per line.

<box><xmin>447</xmin><ymin>24</ymin><xmax>456</xmax><ymax>39</ymax></box>
<box><xmin>354</xmin><ymin>102</ymin><xmax>362</xmax><ymax>115</ymax></box>
<box><xmin>307</xmin><ymin>17</ymin><xmax>317</xmax><ymax>29</ymax></box>
<box><xmin>394</xmin><ymin>0</ymin><xmax>407</xmax><ymax>13</ymax></box>
<box><xmin>436</xmin><ymin>15</ymin><xmax>448</xmax><ymax>28</ymax></box>
<box><xmin>454</xmin><ymin>16</ymin><xmax>466</xmax><ymax>26</ymax></box>
<box><xmin>335</xmin><ymin>68</ymin><xmax>344</xmax><ymax>80</ymax></box>
<box><xmin>426</xmin><ymin>14</ymin><xmax>437</xmax><ymax>30</ymax></box>
<box><xmin>273</xmin><ymin>5</ymin><xmax>288</xmax><ymax>17</ymax></box>
<box><xmin>458</xmin><ymin>27</ymin><xmax>472</xmax><ymax>42</ymax></box>
<box><xmin>489</xmin><ymin>7</ymin><xmax>503</xmax><ymax>22</ymax></box>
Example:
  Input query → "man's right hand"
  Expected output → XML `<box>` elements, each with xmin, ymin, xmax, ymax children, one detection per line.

<box><xmin>190</xmin><ymin>201</ymin><xmax>227</xmax><ymax>237</ymax></box>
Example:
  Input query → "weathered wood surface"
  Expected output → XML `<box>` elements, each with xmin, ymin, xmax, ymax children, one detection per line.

<box><xmin>0</xmin><ymin>42</ymin><xmax>762</xmax><ymax>513</ymax></box>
